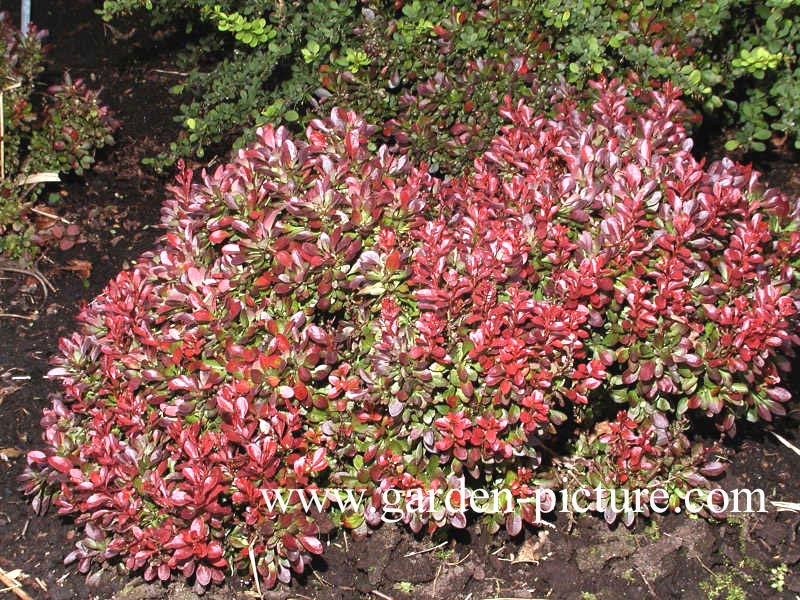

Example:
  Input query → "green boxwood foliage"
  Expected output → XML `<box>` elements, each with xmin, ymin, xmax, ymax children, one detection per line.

<box><xmin>99</xmin><ymin>0</ymin><xmax>800</xmax><ymax>173</ymax></box>
<box><xmin>98</xmin><ymin>0</ymin><xmax>360</xmax><ymax>167</ymax></box>
<box><xmin>330</xmin><ymin>0</ymin><xmax>800</xmax><ymax>169</ymax></box>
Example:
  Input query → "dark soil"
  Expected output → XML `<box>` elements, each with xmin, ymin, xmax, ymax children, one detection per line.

<box><xmin>0</xmin><ymin>2</ymin><xmax>799</xmax><ymax>599</ymax></box>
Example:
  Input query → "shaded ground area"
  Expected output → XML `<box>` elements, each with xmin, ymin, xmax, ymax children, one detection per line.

<box><xmin>0</xmin><ymin>2</ymin><xmax>799</xmax><ymax>599</ymax></box>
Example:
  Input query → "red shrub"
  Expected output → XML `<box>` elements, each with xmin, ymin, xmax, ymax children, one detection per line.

<box><xmin>24</xmin><ymin>79</ymin><xmax>799</xmax><ymax>588</ymax></box>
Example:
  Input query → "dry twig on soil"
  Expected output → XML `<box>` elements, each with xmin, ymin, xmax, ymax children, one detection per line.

<box><xmin>0</xmin><ymin>260</ymin><xmax>55</xmax><ymax>320</ymax></box>
<box><xmin>772</xmin><ymin>432</ymin><xmax>800</xmax><ymax>457</ymax></box>
<box><xmin>0</xmin><ymin>567</ymin><xmax>34</xmax><ymax>600</ymax></box>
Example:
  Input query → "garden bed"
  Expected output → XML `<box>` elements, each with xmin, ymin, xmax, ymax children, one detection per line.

<box><xmin>0</xmin><ymin>2</ymin><xmax>799</xmax><ymax>599</ymax></box>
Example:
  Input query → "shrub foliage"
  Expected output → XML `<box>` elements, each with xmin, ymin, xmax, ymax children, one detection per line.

<box><xmin>98</xmin><ymin>0</ymin><xmax>360</xmax><ymax>166</ymax></box>
<box><xmin>100</xmin><ymin>0</ymin><xmax>800</xmax><ymax>172</ymax></box>
<box><xmin>25</xmin><ymin>80</ymin><xmax>800</xmax><ymax>588</ymax></box>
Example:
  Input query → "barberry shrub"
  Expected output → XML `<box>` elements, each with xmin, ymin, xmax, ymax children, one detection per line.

<box><xmin>0</xmin><ymin>13</ymin><xmax>116</xmax><ymax>259</ymax></box>
<box><xmin>24</xmin><ymin>79</ymin><xmax>800</xmax><ymax>589</ymax></box>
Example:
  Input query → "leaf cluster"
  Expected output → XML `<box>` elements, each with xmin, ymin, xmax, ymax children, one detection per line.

<box><xmin>99</xmin><ymin>0</ymin><xmax>800</xmax><ymax>171</ymax></box>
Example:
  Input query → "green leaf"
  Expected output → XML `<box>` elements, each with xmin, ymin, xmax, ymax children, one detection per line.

<box><xmin>724</xmin><ymin>139</ymin><xmax>741</xmax><ymax>151</ymax></box>
<box><xmin>753</xmin><ymin>128</ymin><xmax>772</xmax><ymax>140</ymax></box>
<box><xmin>341</xmin><ymin>512</ymin><xmax>365</xmax><ymax>528</ymax></box>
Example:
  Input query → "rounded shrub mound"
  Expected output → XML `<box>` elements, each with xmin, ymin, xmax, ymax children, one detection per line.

<box><xmin>25</xmin><ymin>79</ymin><xmax>800</xmax><ymax>588</ymax></box>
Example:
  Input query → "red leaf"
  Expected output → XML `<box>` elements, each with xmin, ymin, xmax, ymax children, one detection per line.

<box><xmin>47</xmin><ymin>455</ymin><xmax>72</xmax><ymax>473</ymax></box>
<box><xmin>27</xmin><ymin>450</ymin><xmax>47</xmax><ymax>463</ymax></box>
<box><xmin>293</xmin><ymin>383</ymin><xmax>308</xmax><ymax>401</ymax></box>
<box><xmin>187</xmin><ymin>266</ymin><xmax>204</xmax><ymax>287</ymax></box>
<box><xmin>506</xmin><ymin>513</ymin><xmax>522</xmax><ymax>535</ymax></box>
<box><xmin>699</xmin><ymin>461</ymin><xmax>727</xmax><ymax>477</ymax></box>
<box><xmin>765</xmin><ymin>387</ymin><xmax>791</xmax><ymax>403</ymax></box>
<box><xmin>208</xmin><ymin>229</ymin><xmax>230</xmax><ymax>244</ymax></box>
<box><xmin>386</xmin><ymin>250</ymin><xmax>401</xmax><ymax>271</ymax></box>
<box><xmin>196</xmin><ymin>564</ymin><xmax>212</xmax><ymax>587</ymax></box>
<box><xmin>298</xmin><ymin>535</ymin><xmax>323</xmax><ymax>554</ymax></box>
<box><xmin>168</xmin><ymin>376</ymin><xmax>195</xmax><ymax>391</ymax></box>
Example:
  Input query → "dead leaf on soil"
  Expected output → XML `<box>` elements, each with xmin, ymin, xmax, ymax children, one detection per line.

<box><xmin>15</xmin><ymin>172</ymin><xmax>59</xmax><ymax>186</ymax></box>
<box><xmin>512</xmin><ymin>530</ymin><xmax>550</xmax><ymax>564</ymax></box>
<box><xmin>0</xmin><ymin>369</ymin><xmax>24</xmax><ymax>405</ymax></box>
<box><xmin>0</xmin><ymin>448</ymin><xmax>23</xmax><ymax>461</ymax></box>
<box><xmin>585</xmin><ymin>419</ymin><xmax>611</xmax><ymax>443</ymax></box>
<box><xmin>60</xmin><ymin>259</ymin><xmax>93</xmax><ymax>280</ymax></box>
<box><xmin>0</xmin><ymin>384</ymin><xmax>21</xmax><ymax>406</ymax></box>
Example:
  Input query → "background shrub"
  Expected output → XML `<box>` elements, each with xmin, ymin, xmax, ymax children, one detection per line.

<box><xmin>25</xmin><ymin>79</ymin><xmax>800</xmax><ymax>589</ymax></box>
<box><xmin>330</xmin><ymin>0</ymin><xmax>800</xmax><ymax>169</ymax></box>
<box><xmin>98</xmin><ymin>0</ymin><xmax>360</xmax><ymax>167</ymax></box>
<box><xmin>99</xmin><ymin>0</ymin><xmax>800</xmax><ymax>174</ymax></box>
<box><xmin>0</xmin><ymin>13</ymin><xmax>117</xmax><ymax>260</ymax></box>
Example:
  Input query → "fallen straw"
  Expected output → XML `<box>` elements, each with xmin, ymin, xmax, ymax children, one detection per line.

<box><xmin>771</xmin><ymin>432</ymin><xmax>800</xmax><ymax>457</ymax></box>
<box><xmin>0</xmin><ymin>567</ymin><xmax>34</xmax><ymax>600</ymax></box>
<box><xmin>771</xmin><ymin>500</ymin><xmax>800</xmax><ymax>512</ymax></box>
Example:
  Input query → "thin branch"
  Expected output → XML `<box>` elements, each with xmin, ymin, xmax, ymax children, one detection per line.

<box><xmin>446</xmin><ymin>549</ymin><xmax>472</xmax><ymax>566</ymax></box>
<box><xmin>432</xmin><ymin>563</ymin><xmax>442</xmax><ymax>598</ymax></box>
<box><xmin>1</xmin><ymin>89</ymin><xmax>4</xmax><ymax>181</ymax></box>
<box><xmin>635</xmin><ymin>566</ymin><xmax>657</xmax><ymax>598</ymax></box>
<box><xmin>0</xmin><ymin>262</ymin><xmax>55</xmax><ymax>299</ymax></box>
<box><xmin>248</xmin><ymin>543</ymin><xmax>262</xmax><ymax>599</ymax></box>
<box><xmin>0</xmin><ymin>568</ymin><xmax>34</xmax><ymax>600</ymax></box>
<box><xmin>0</xmin><ymin>313</ymin><xmax>37</xmax><ymax>321</ymax></box>
<box><xmin>150</xmin><ymin>69</ymin><xmax>189</xmax><ymax>76</ymax></box>
<box><xmin>403</xmin><ymin>540</ymin><xmax>447</xmax><ymax>558</ymax></box>
<box><xmin>312</xmin><ymin>570</ymin><xmax>333</xmax><ymax>587</ymax></box>
<box><xmin>772</xmin><ymin>432</ymin><xmax>800</xmax><ymax>457</ymax></box>
<box><xmin>30</xmin><ymin>206</ymin><xmax>72</xmax><ymax>224</ymax></box>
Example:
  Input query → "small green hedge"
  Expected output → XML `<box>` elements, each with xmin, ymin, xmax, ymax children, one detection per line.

<box><xmin>100</xmin><ymin>0</ymin><xmax>800</xmax><ymax>172</ymax></box>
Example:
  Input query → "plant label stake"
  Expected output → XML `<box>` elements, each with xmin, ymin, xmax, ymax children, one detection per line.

<box><xmin>21</xmin><ymin>0</ymin><xmax>31</xmax><ymax>37</ymax></box>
